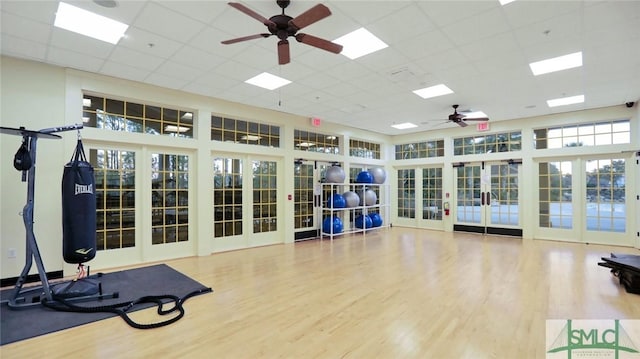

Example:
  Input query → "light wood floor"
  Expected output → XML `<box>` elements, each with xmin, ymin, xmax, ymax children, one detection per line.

<box><xmin>2</xmin><ymin>228</ymin><xmax>639</xmax><ymax>358</ymax></box>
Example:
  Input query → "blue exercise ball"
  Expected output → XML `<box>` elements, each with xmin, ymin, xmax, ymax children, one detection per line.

<box><xmin>356</xmin><ymin>171</ymin><xmax>373</xmax><ymax>183</ymax></box>
<box><xmin>369</xmin><ymin>213</ymin><xmax>383</xmax><ymax>227</ymax></box>
<box><xmin>323</xmin><ymin>216</ymin><xmax>343</xmax><ymax>234</ymax></box>
<box><xmin>326</xmin><ymin>193</ymin><xmax>346</xmax><ymax>208</ymax></box>
<box><xmin>355</xmin><ymin>214</ymin><xmax>373</xmax><ymax>229</ymax></box>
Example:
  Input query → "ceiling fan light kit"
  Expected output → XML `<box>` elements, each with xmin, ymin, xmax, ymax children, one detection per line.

<box><xmin>221</xmin><ymin>0</ymin><xmax>343</xmax><ymax>65</ymax></box>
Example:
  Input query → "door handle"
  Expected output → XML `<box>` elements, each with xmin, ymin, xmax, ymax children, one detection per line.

<box><xmin>481</xmin><ymin>192</ymin><xmax>485</xmax><ymax>206</ymax></box>
<box><xmin>485</xmin><ymin>192</ymin><xmax>491</xmax><ymax>206</ymax></box>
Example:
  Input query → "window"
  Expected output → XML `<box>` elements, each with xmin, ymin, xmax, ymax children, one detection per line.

<box><xmin>294</xmin><ymin>162</ymin><xmax>314</xmax><ymax>230</ymax></box>
<box><xmin>350</xmin><ymin>139</ymin><xmax>380</xmax><ymax>159</ymax></box>
<box><xmin>211</xmin><ymin>115</ymin><xmax>280</xmax><ymax>147</ymax></box>
<box><xmin>83</xmin><ymin>94</ymin><xmax>194</xmax><ymax>138</ymax></box>
<box><xmin>91</xmin><ymin>149</ymin><xmax>136</xmax><ymax>250</ymax></box>
<box><xmin>395</xmin><ymin>140</ymin><xmax>444</xmax><ymax>159</ymax></box>
<box><xmin>453</xmin><ymin>131</ymin><xmax>521</xmax><ymax>156</ymax></box>
<box><xmin>534</xmin><ymin>119</ymin><xmax>630</xmax><ymax>149</ymax></box>
<box><xmin>252</xmin><ymin>160</ymin><xmax>277</xmax><ymax>233</ymax></box>
<box><xmin>538</xmin><ymin>161</ymin><xmax>573</xmax><ymax>229</ymax></box>
<box><xmin>213</xmin><ymin>157</ymin><xmax>243</xmax><ymax>238</ymax></box>
<box><xmin>151</xmin><ymin>153</ymin><xmax>189</xmax><ymax>244</ymax></box>
<box><xmin>585</xmin><ymin>158</ymin><xmax>625</xmax><ymax>232</ymax></box>
<box><xmin>397</xmin><ymin>169</ymin><xmax>415</xmax><ymax>218</ymax></box>
<box><xmin>294</xmin><ymin>130</ymin><xmax>339</xmax><ymax>154</ymax></box>
<box><xmin>422</xmin><ymin>168</ymin><xmax>443</xmax><ymax>220</ymax></box>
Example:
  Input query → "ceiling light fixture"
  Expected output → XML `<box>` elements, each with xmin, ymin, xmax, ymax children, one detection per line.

<box><xmin>463</xmin><ymin>111</ymin><xmax>489</xmax><ymax>119</ymax></box>
<box><xmin>547</xmin><ymin>95</ymin><xmax>584</xmax><ymax>107</ymax></box>
<box><xmin>333</xmin><ymin>27</ymin><xmax>388</xmax><ymax>60</ymax></box>
<box><xmin>529</xmin><ymin>52</ymin><xmax>582</xmax><ymax>76</ymax></box>
<box><xmin>245</xmin><ymin>72</ymin><xmax>291</xmax><ymax>90</ymax></box>
<box><xmin>54</xmin><ymin>2</ymin><xmax>128</xmax><ymax>44</ymax></box>
<box><xmin>499</xmin><ymin>0</ymin><xmax>517</xmax><ymax>5</ymax></box>
<box><xmin>412</xmin><ymin>84</ymin><xmax>454</xmax><ymax>99</ymax></box>
<box><xmin>391</xmin><ymin>123</ymin><xmax>418</xmax><ymax>130</ymax></box>
<box><xmin>241</xmin><ymin>135</ymin><xmax>261</xmax><ymax>141</ymax></box>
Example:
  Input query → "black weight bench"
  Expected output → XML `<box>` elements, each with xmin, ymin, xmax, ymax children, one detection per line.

<box><xmin>599</xmin><ymin>253</ymin><xmax>640</xmax><ymax>294</ymax></box>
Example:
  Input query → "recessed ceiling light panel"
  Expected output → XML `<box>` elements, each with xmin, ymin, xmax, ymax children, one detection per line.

<box><xmin>245</xmin><ymin>72</ymin><xmax>291</xmax><ymax>90</ymax></box>
<box><xmin>547</xmin><ymin>95</ymin><xmax>584</xmax><ymax>107</ymax></box>
<box><xmin>391</xmin><ymin>122</ymin><xmax>418</xmax><ymax>130</ymax></box>
<box><xmin>54</xmin><ymin>2</ymin><xmax>128</xmax><ymax>44</ymax></box>
<box><xmin>334</xmin><ymin>28</ymin><xmax>388</xmax><ymax>60</ymax></box>
<box><xmin>412</xmin><ymin>84</ymin><xmax>454</xmax><ymax>99</ymax></box>
<box><xmin>529</xmin><ymin>52</ymin><xmax>582</xmax><ymax>76</ymax></box>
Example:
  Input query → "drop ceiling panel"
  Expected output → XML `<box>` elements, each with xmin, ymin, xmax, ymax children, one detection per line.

<box><xmin>119</xmin><ymin>27</ymin><xmax>185</xmax><ymax>59</ymax></box>
<box><xmin>0</xmin><ymin>34</ymin><xmax>48</xmax><ymax>61</ymax></box>
<box><xmin>49</xmin><ymin>29</ymin><xmax>114</xmax><ymax>58</ymax></box>
<box><xmin>47</xmin><ymin>47</ymin><xmax>104</xmax><ymax>73</ymax></box>
<box><xmin>0</xmin><ymin>1</ymin><xmax>59</xmax><ymax>23</ymax></box>
<box><xmin>0</xmin><ymin>12</ymin><xmax>51</xmax><ymax>43</ymax></box>
<box><xmin>1</xmin><ymin>0</ymin><xmax>637</xmax><ymax>136</ymax></box>
<box><xmin>99</xmin><ymin>61</ymin><xmax>152</xmax><ymax>83</ymax></box>
<box><xmin>131</xmin><ymin>2</ymin><xmax>207</xmax><ymax>43</ymax></box>
<box><xmin>108</xmin><ymin>46</ymin><xmax>165</xmax><ymax>71</ymax></box>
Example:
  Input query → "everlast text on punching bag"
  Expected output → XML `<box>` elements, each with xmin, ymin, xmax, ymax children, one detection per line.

<box><xmin>62</xmin><ymin>139</ymin><xmax>96</xmax><ymax>263</ymax></box>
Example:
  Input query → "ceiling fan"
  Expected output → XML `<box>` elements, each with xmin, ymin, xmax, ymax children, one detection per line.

<box><xmin>220</xmin><ymin>0</ymin><xmax>343</xmax><ymax>65</ymax></box>
<box><xmin>445</xmin><ymin>104</ymin><xmax>490</xmax><ymax>127</ymax></box>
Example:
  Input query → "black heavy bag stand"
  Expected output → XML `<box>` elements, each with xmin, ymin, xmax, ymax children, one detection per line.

<box><xmin>0</xmin><ymin>125</ymin><xmax>116</xmax><ymax>309</ymax></box>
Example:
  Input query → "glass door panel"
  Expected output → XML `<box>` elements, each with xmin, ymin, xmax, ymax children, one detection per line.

<box><xmin>454</xmin><ymin>162</ymin><xmax>522</xmax><ymax>236</ymax></box>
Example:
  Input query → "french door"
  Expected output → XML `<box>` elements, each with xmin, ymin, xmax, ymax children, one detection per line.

<box><xmin>294</xmin><ymin>160</ymin><xmax>335</xmax><ymax>241</ymax></box>
<box><xmin>536</xmin><ymin>156</ymin><xmax>633</xmax><ymax>246</ymax></box>
<box><xmin>454</xmin><ymin>161</ymin><xmax>522</xmax><ymax>236</ymax></box>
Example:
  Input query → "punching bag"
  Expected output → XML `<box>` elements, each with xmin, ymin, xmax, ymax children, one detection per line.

<box><xmin>62</xmin><ymin>139</ymin><xmax>97</xmax><ymax>263</ymax></box>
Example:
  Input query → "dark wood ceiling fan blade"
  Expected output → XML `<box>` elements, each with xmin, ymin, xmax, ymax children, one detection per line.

<box><xmin>278</xmin><ymin>40</ymin><xmax>290</xmax><ymax>65</ymax></box>
<box><xmin>295</xmin><ymin>33</ymin><xmax>342</xmax><ymax>54</ymax></box>
<box><xmin>221</xmin><ymin>33</ymin><xmax>271</xmax><ymax>45</ymax></box>
<box><xmin>456</xmin><ymin>121</ymin><xmax>469</xmax><ymax>127</ymax></box>
<box><xmin>289</xmin><ymin>4</ymin><xmax>331</xmax><ymax>30</ymax></box>
<box><xmin>228</xmin><ymin>2</ymin><xmax>276</xmax><ymax>27</ymax></box>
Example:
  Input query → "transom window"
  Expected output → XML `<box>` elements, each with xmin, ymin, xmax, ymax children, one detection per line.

<box><xmin>294</xmin><ymin>130</ymin><xmax>340</xmax><ymax>154</ymax></box>
<box><xmin>395</xmin><ymin>140</ymin><xmax>444</xmax><ymax>159</ymax></box>
<box><xmin>83</xmin><ymin>94</ymin><xmax>194</xmax><ymax>138</ymax></box>
<box><xmin>211</xmin><ymin>115</ymin><xmax>280</xmax><ymax>147</ymax></box>
<box><xmin>534</xmin><ymin>119</ymin><xmax>630</xmax><ymax>149</ymax></box>
<box><xmin>349</xmin><ymin>139</ymin><xmax>380</xmax><ymax>159</ymax></box>
<box><xmin>453</xmin><ymin>131</ymin><xmax>522</xmax><ymax>155</ymax></box>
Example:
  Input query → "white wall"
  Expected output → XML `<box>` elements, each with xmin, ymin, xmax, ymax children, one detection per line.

<box><xmin>1</xmin><ymin>55</ymin><xmax>638</xmax><ymax>280</ymax></box>
<box><xmin>0</xmin><ymin>56</ymin><xmax>390</xmax><ymax>278</ymax></box>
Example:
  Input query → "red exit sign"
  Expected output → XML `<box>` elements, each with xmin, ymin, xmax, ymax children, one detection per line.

<box><xmin>477</xmin><ymin>122</ymin><xmax>490</xmax><ymax>132</ymax></box>
<box><xmin>311</xmin><ymin>117</ymin><xmax>321</xmax><ymax>127</ymax></box>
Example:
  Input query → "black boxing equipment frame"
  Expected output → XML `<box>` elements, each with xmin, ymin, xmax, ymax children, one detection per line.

<box><xmin>1</xmin><ymin>124</ymin><xmax>116</xmax><ymax>309</ymax></box>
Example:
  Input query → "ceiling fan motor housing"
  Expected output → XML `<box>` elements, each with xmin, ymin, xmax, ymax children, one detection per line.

<box><xmin>269</xmin><ymin>14</ymin><xmax>296</xmax><ymax>39</ymax></box>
